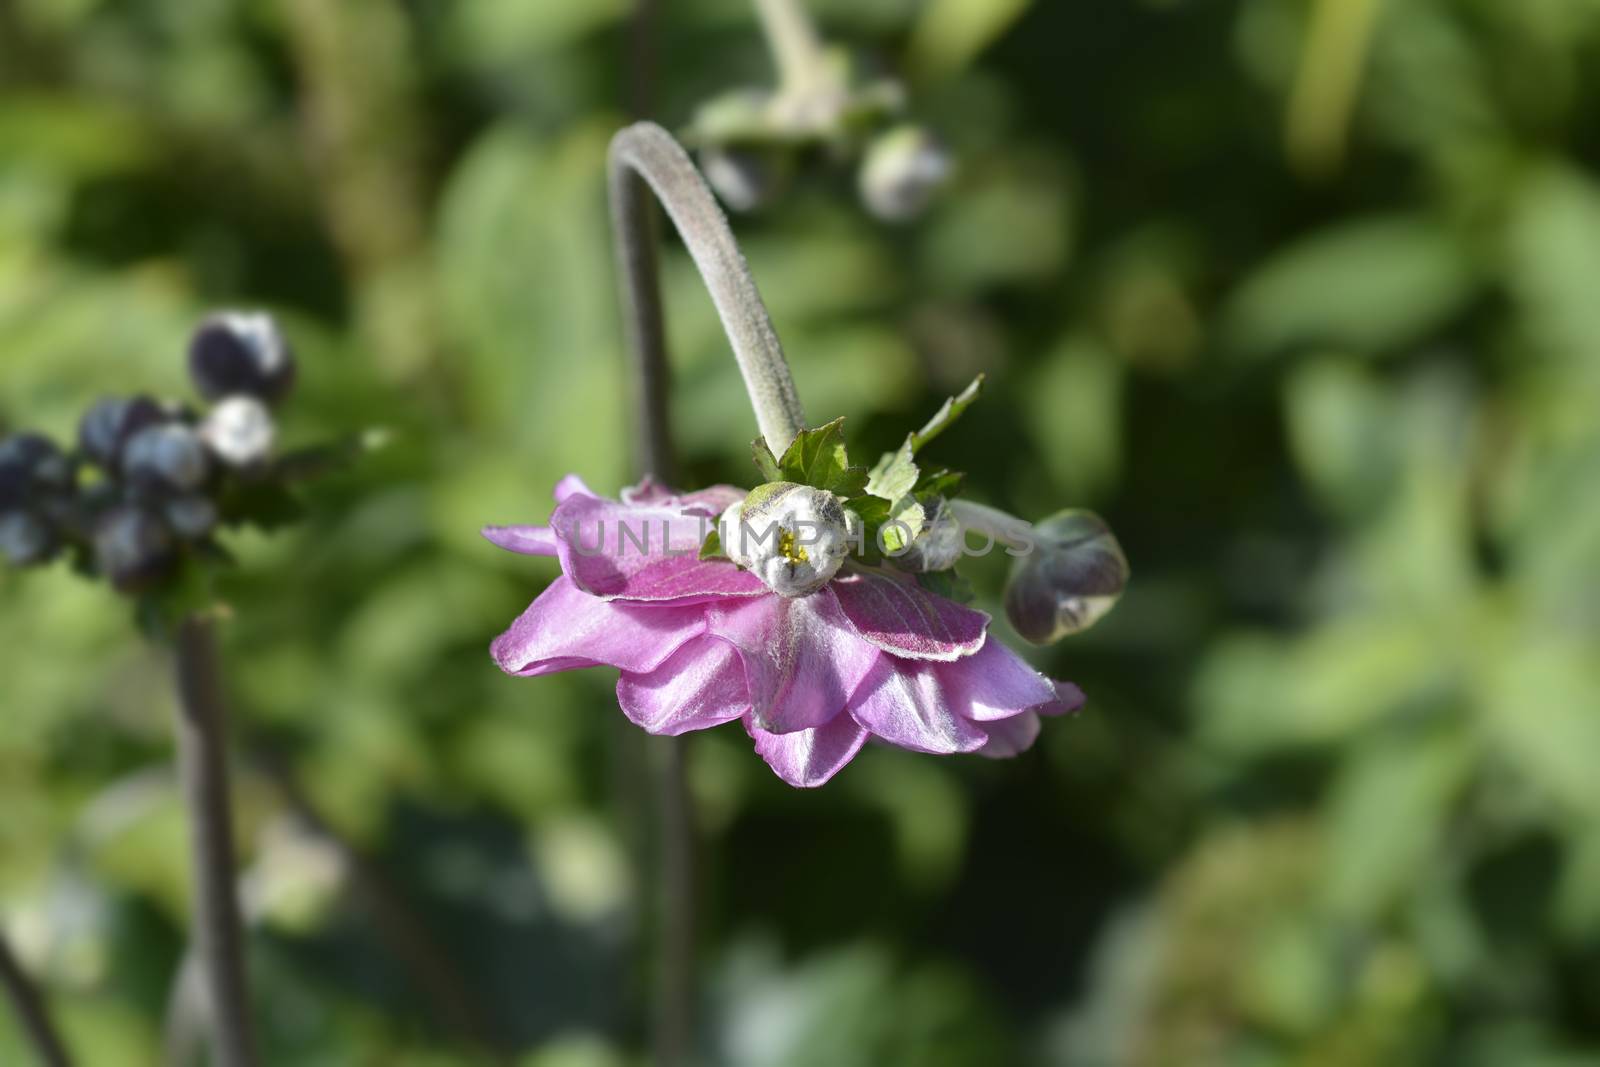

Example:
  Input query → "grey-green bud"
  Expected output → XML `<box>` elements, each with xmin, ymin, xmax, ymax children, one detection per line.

<box><xmin>700</xmin><ymin>146</ymin><xmax>792</xmax><ymax>213</ymax></box>
<box><xmin>858</xmin><ymin>125</ymin><xmax>952</xmax><ymax>222</ymax></box>
<box><xmin>0</xmin><ymin>510</ymin><xmax>57</xmax><ymax>567</ymax></box>
<box><xmin>1004</xmin><ymin>510</ymin><xmax>1128</xmax><ymax>644</ymax></box>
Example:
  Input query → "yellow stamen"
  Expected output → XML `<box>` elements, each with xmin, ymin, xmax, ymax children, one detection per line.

<box><xmin>777</xmin><ymin>527</ymin><xmax>809</xmax><ymax>564</ymax></box>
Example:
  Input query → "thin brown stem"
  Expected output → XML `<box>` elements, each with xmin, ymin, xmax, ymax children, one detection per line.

<box><xmin>252</xmin><ymin>749</ymin><xmax>507</xmax><ymax>1061</ymax></box>
<box><xmin>172</xmin><ymin>615</ymin><xmax>258</xmax><ymax>1067</ymax></box>
<box><xmin>0</xmin><ymin>929</ymin><xmax>74</xmax><ymax>1067</ymax></box>
<box><xmin>652</xmin><ymin>738</ymin><xmax>696</xmax><ymax>1067</ymax></box>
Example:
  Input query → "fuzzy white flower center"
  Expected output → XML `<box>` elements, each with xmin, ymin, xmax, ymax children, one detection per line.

<box><xmin>721</xmin><ymin>483</ymin><xmax>859</xmax><ymax>598</ymax></box>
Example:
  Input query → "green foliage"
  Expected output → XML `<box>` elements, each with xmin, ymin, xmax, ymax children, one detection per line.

<box><xmin>766</xmin><ymin>416</ymin><xmax>870</xmax><ymax>497</ymax></box>
<box><xmin>2</xmin><ymin>0</ymin><xmax>1600</xmax><ymax>1064</ymax></box>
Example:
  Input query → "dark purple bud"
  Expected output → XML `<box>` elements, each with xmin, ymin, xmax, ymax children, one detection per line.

<box><xmin>164</xmin><ymin>495</ymin><xmax>218</xmax><ymax>540</ymax></box>
<box><xmin>121</xmin><ymin>423</ymin><xmax>211</xmax><ymax>493</ymax></box>
<box><xmin>0</xmin><ymin>510</ymin><xmax>57</xmax><ymax>567</ymax></box>
<box><xmin>78</xmin><ymin>396</ymin><xmax>166</xmax><ymax>467</ymax></box>
<box><xmin>0</xmin><ymin>432</ymin><xmax>73</xmax><ymax>492</ymax></box>
<box><xmin>200</xmin><ymin>395</ymin><xmax>276</xmax><ymax>468</ymax></box>
<box><xmin>94</xmin><ymin>505</ymin><xmax>178</xmax><ymax>592</ymax></box>
<box><xmin>1004</xmin><ymin>510</ymin><xmax>1128</xmax><ymax>644</ymax></box>
<box><xmin>188</xmin><ymin>312</ymin><xmax>296</xmax><ymax>406</ymax></box>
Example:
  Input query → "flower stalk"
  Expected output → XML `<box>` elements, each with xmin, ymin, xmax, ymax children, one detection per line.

<box><xmin>607</xmin><ymin>119</ymin><xmax>809</xmax><ymax>1067</ymax></box>
<box><xmin>752</xmin><ymin>0</ymin><xmax>829</xmax><ymax>94</ymax></box>
<box><xmin>607</xmin><ymin>121</ymin><xmax>806</xmax><ymax>463</ymax></box>
<box><xmin>0</xmin><ymin>929</ymin><xmax>74</xmax><ymax>1067</ymax></box>
<box><xmin>172</xmin><ymin>613</ymin><xmax>259</xmax><ymax>1067</ymax></box>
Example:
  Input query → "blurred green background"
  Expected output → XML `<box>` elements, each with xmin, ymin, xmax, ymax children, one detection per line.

<box><xmin>4</xmin><ymin>0</ymin><xmax>1600</xmax><ymax>1063</ymax></box>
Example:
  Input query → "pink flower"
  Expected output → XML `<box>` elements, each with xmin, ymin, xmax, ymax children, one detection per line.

<box><xmin>485</xmin><ymin>475</ymin><xmax>1084</xmax><ymax>787</ymax></box>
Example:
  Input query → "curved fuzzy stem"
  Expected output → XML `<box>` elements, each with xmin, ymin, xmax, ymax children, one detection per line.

<box><xmin>0</xmin><ymin>930</ymin><xmax>74</xmax><ymax>1067</ymax></box>
<box><xmin>607</xmin><ymin>121</ymin><xmax>807</xmax><ymax>466</ymax></box>
<box><xmin>172</xmin><ymin>615</ymin><xmax>259</xmax><ymax>1067</ymax></box>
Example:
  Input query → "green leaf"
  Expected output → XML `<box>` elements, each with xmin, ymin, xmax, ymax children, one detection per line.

<box><xmin>880</xmin><ymin>496</ymin><xmax>927</xmax><ymax>555</ymax></box>
<box><xmin>699</xmin><ymin>526</ymin><xmax>726</xmax><ymax>562</ymax></box>
<box><xmin>774</xmin><ymin>416</ymin><xmax>867</xmax><ymax>495</ymax></box>
<box><xmin>864</xmin><ymin>377</ymin><xmax>983</xmax><ymax>503</ymax></box>
<box><xmin>915</xmin><ymin>467</ymin><xmax>965</xmax><ymax>498</ymax></box>
<box><xmin>866</xmin><ymin>441</ymin><xmax>918</xmax><ymax>501</ymax></box>
<box><xmin>751</xmin><ymin>436</ymin><xmax>783</xmax><ymax>482</ymax></box>
<box><xmin>908</xmin><ymin>374</ymin><xmax>984</xmax><ymax>453</ymax></box>
<box><xmin>831</xmin><ymin>465</ymin><xmax>871</xmax><ymax>499</ymax></box>
<box><xmin>216</xmin><ymin>480</ymin><xmax>306</xmax><ymax>531</ymax></box>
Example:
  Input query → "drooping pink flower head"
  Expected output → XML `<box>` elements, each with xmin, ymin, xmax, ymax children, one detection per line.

<box><xmin>484</xmin><ymin>381</ymin><xmax>1119</xmax><ymax>787</ymax></box>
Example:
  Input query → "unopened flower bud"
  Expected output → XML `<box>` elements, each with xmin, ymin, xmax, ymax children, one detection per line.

<box><xmin>78</xmin><ymin>396</ymin><xmax>166</xmax><ymax>468</ymax></box>
<box><xmin>188</xmin><ymin>312</ymin><xmax>296</xmax><ymax>406</ymax></box>
<box><xmin>858</xmin><ymin>125</ymin><xmax>952</xmax><ymax>222</ymax></box>
<box><xmin>164</xmin><ymin>495</ymin><xmax>219</xmax><ymax>540</ymax></box>
<box><xmin>721</xmin><ymin>482</ymin><xmax>859</xmax><ymax>598</ymax></box>
<box><xmin>1004</xmin><ymin>510</ymin><xmax>1128</xmax><ymax>644</ymax></box>
<box><xmin>0</xmin><ymin>432</ymin><xmax>73</xmax><ymax>493</ymax></box>
<box><xmin>890</xmin><ymin>498</ymin><xmax>963</xmax><ymax>573</ymax></box>
<box><xmin>0</xmin><ymin>510</ymin><xmax>57</xmax><ymax>566</ymax></box>
<box><xmin>200</xmin><ymin>395</ymin><xmax>276</xmax><ymax>468</ymax></box>
<box><xmin>700</xmin><ymin>146</ymin><xmax>790</xmax><ymax>213</ymax></box>
<box><xmin>122</xmin><ymin>422</ymin><xmax>210</xmax><ymax>493</ymax></box>
<box><xmin>94</xmin><ymin>505</ymin><xmax>177</xmax><ymax>592</ymax></box>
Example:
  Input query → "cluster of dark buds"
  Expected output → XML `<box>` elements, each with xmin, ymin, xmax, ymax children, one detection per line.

<box><xmin>0</xmin><ymin>312</ymin><xmax>304</xmax><ymax>595</ymax></box>
<box><xmin>685</xmin><ymin>0</ymin><xmax>952</xmax><ymax>220</ymax></box>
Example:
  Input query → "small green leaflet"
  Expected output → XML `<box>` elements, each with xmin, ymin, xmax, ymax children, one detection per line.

<box><xmin>698</xmin><ymin>525</ymin><xmax>726</xmax><ymax>561</ymax></box>
<box><xmin>865</xmin><ymin>441</ymin><xmax>917</xmax><ymax>501</ymax></box>
<box><xmin>751</xmin><ymin>416</ymin><xmax>869</xmax><ymax>497</ymax></box>
<box><xmin>865</xmin><ymin>374</ymin><xmax>984</xmax><ymax>503</ymax></box>
<box><xmin>751</xmin><ymin>437</ymin><xmax>783</xmax><ymax>482</ymax></box>
<box><xmin>847</xmin><ymin>493</ymin><xmax>925</xmax><ymax>560</ymax></box>
<box><xmin>909</xmin><ymin>374</ymin><xmax>984</xmax><ymax>453</ymax></box>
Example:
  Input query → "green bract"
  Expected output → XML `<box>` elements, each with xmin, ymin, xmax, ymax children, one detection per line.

<box><xmin>703</xmin><ymin>376</ymin><xmax>985</xmax><ymax>581</ymax></box>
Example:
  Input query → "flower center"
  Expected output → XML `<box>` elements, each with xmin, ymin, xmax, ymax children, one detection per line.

<box><xmin>777</xmin><ymin>527</ymin><xmax>809</xmax><ymax>564</ymax></box>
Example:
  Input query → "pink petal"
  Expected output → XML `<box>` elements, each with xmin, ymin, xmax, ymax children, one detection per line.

<box><xmin>616</xmin><ymin>635</ymin><xmax>749</xmax><ymax>735</ymax></box>
<box><xmin>553</xmin><ymin>473</ymin><xmax>596</xmax><ymax>503</ymax></box>
<box><xmin>707</xmin><ymin>589</ymin><xmax>880</xmax><ymax>734</ymax></box>
<box><xmin>620</xmin><ymin>477</ymin><xmax>744</xmax><ymax>516</ymax></box>
<box><xmin>677</xmin><ymin>484</ymin><xmax>746</xmax><ymax>515</ymax></box>
<box><xmin>1041</xmin><ymin>680</ymin><xmax>1087</xmax><ymax>716</ymax></box>
<box><xmin>830</xmin><ymin>570</ymin><xmax>989</xmax><ymax>661</ymax></box>
<box><xmin>847</xmin><ymin>657</ymin><xmax>990</xmax><ymax>754</ymax></box>
<box><xmin>976</xmin><ymin>711</ymin><xmax>1042</xmax><ymax>758</ymax></box>
<box><xmin>746</xmin><ymin>712</ymin><xmax>870</xmax><ymax>788</ymax></box>
<box><xmin>934</xmin><ymin>637</ymin><xmax>1057</xmax><ymax>722</ymax></box>
<box><xmin>552</xmin><ymin>493</ymin><xmax>766</xmax><ymax>604</ymax></box>
<box><xmin>491</xmin><ymin>576</ymin><xmax>705</xmax><ymax>677</ymax></box>
<box><xmin>481</xmin><ymin>524</ymin><xmax>559</xmax><ymax>556</ymax></box>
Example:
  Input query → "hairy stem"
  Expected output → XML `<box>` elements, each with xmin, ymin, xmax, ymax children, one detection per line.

<box><xmin>752</xmin><ymin>0</ymin><xmax>828</xmax><ymax>93</ymax></box>
<box><xmin>172</xmin><ymin>615</ymin><xmax>259</xmax><ymax>1067</ymax></box>
<box><xmin>949</xmin><ymin>499</ymin><xmax>1034</xmax><ymax>549</ymax></box>
<box><xmin>0</xmin><ymin>930</ymin><xmax>73</xmax><ymax>1067</ymax></box>
<box><xmin>608</xmin><ymin>121</ymin><xmax>807</xmax><ymax>462</ymax></box>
